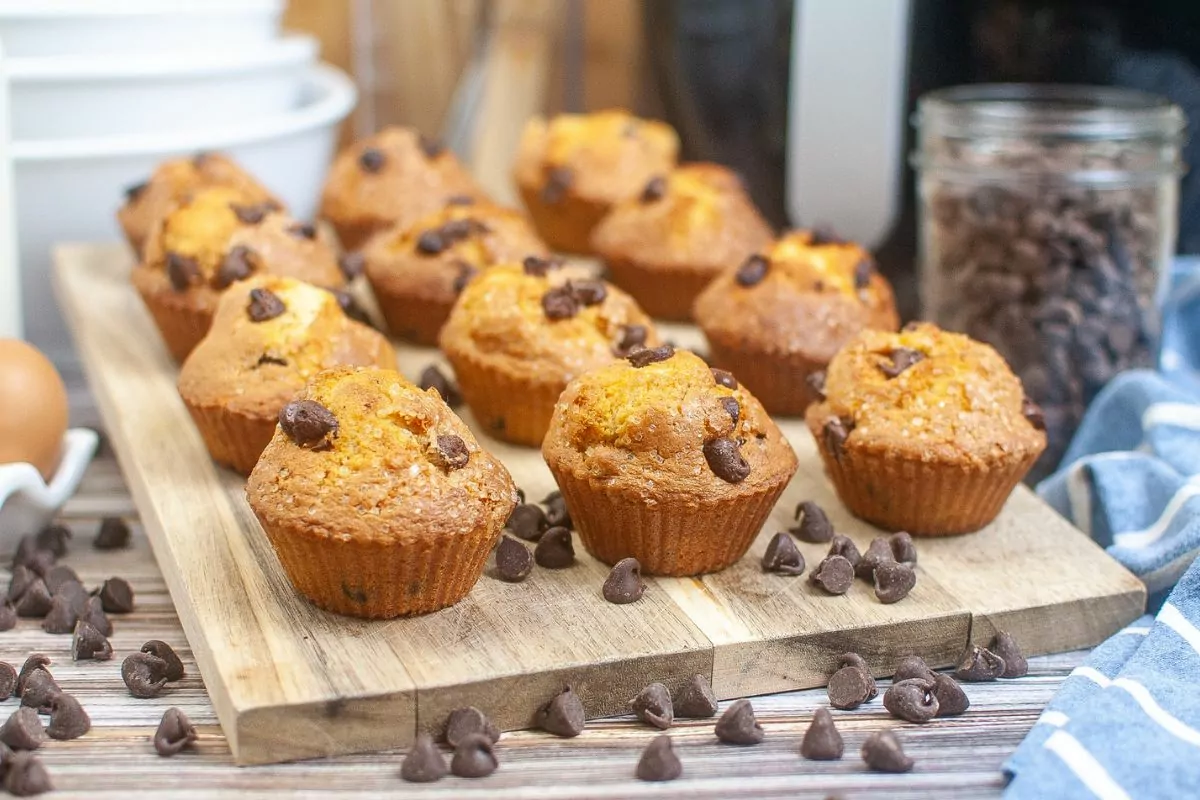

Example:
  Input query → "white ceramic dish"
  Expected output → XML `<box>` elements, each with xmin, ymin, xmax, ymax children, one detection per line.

<box><xmin>0</xmin><ymin>0</ymin><xmax>283</xmax><ymax>58</ymax></box>
<box><xmin>0</xmin><ymin>428</ymin><xmax>97</xmax><ymax>538</ymax></box>
<box><xmin>5</xmin><ymin>35</ymin><xmax>318</xmax><ymax>141</ymax></box>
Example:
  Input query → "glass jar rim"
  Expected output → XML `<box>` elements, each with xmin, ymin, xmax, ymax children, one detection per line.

<box><xmin>914</xmin><ymin>83</ymin><xmax>1186</xmax><ymax>140</ymax></box>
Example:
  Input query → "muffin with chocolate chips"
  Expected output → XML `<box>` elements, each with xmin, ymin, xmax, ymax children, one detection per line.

<box><xmin>319</xmin><ymin>127</ymin><xmax>489</xmax><ymax>251</ymax></box>
<box><xmin>117</xmin><ymin>151</ymin><xmax>280</xmax><ymax>257</ymax></box>
<box><xmin>246</xmin><ymin>366</ymin><xmax>518</xmax><ymax>618</ymax></box>
<box><xmin>178</xmin><ymin>276</ymin><xmax>395</xmax><ymax>475</ymax></box>
<box><xmin>361</xmin><ymin>202</ymin><xmax>549</xmax><ymax>345</ymax></box>
<box><xmin>806</xmin><ymin>322</ymin><xmax>1046</xmax><ymax>536</ymax></box>
<box><xmin>513</xmin><ymin>109</ymin><xmax>679</xmax><ymax>254</ymax></box>
<box><xmin>591</xmin><ymin>163</ymin><xmax>773</xmax><ymax>320</ymax></box>
<box><xmin>132</xmin><ymin>186</ymin><xmax>345</xmax><ymax>361</ymax></box>
<box><xmin>543</xmin><ymin>348</ymin><xmax>797</xmax><ymax>575</ymax></box>
<box><xmin>694</xmin><ymin>229</ymin><xmax>900</xmax><ymax>416</ymax></box>
<box><xmin>439</xmin><ymin>260</ymin><xmax>660</xmax><ymax>446</ymax></box>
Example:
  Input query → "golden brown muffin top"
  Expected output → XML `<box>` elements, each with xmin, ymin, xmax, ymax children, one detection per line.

<box><xmin>543</xmin><ymin>348</ymin><xmax>797</xmax><ymax>497</ymax></box>
<box><xmin>439</xmin><ymin>261</ymin><xmax>661</xmax><ymax>384</ymax></box>
<box><xmin>590</xmin><ymin>163</ymin><xmax>773</xmax><ymax>271</ymax></box>
<box><xmin>246</xmin><ymin>366</ymin><xmax>518</xmax><ymax>543</ymax></box>
<box><xmin>807</xmin><ymin>323</ymin><xmax>1047</xmax><ymax>465</ymax></box>
<box><xmin>178</xmin><ymin>276</ymin><xmax>395</xmax><ymax>420</ymax></box>
<box><xmin>319</xmin><ymin>127</ymin><xmax>488</xmax><ymax>237</ymax></box>
<box><xmin>694</xmin><ymin>229</ymin><xmax>899</xmax><ymax>361</ymax></box>
<box><xmin>513</xmin><ymin>110</ymin><xmax>680</xmax><ymax>205</ymax></box>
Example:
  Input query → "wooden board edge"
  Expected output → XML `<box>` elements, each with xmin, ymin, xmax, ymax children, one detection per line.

<box><xmin>967</xmin><ymin>587</ymin><xmax>1147</xmax><ymax>657</ymax></box>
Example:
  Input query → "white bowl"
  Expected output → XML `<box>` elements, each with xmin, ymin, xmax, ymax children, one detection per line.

<box><xmin>0</xmin><ymin>428</ymin><xmax>97</xmax><ymax>539</ymax></box>
<box><xmin>5</xmin><ymin>35</ymin><xmax>318</xmax><ymax>141</ymax></box>
<box><xmin>11</xmin><ymin>63</ymin><xmax>358</xmax><ymax>371</ymax></box>
<box><xmin>0</xmin><ymin>0</ymin><xmax>283</xmax><ymax>58</ymax></box>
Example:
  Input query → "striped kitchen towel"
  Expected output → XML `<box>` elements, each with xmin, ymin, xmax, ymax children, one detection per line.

<box><xmin>1004</xmin><ymin>258</ymin><xmax>1200</xmax><ymax>798</ymax></box>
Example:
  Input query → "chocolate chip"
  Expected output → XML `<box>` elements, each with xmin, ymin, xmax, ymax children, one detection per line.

<box><xmin>246</xmin><ymin>287</ymin><xmax>286</xmax><ymax>322</ymax></box>
<box><xmin>715</xmin><ymin>397</ymin><xmax>740</xmax><ymax>428</ymax></box>
<box><xmin>853</xmin><ymin>259</ymin><xmax>874</xmax><ymax>290</ymax></box>
<box><xmin>444</xmin><ymin>706</ymin><xmax>500</xmax><ymax>747</ymax></box>
<box><xmin>808</xmin><ymin>555</ymin><xmax>853</xmax><ymax>595</ymax></box>
<box><xmin>230</xmin><ymin>203</ymin><xmax>268</xmax><ymax>225</ymax></box>
<box><xmin>0</xmin><ymin>604</ymin><xmax>15</xmax><ymax>632</ymax></box>
<box><xmin>636</xmin><ymin>734</ymin><xmax>681</xmax><ymax>781</ymax></box>
<box><xmin>990</xmin><ymin>631</ymin><xmax>1029</xmax><ymax>678</ymax></box>
<box><xmin>505</xmin><ymin>504</ymin><xmax>549</xmax><ymax>541</ymax></box>
<box><xmin>894</xmin><ymin>655</ymin><xmax>936</xmax><ymax>683</ymax></box>
<box><xmin>828</xmin><ymin>654</ymin><xmax>876</xmax><ymax>710</ymax></box>
<box><xmin>714</xmin><ymin>699</ymin><xmax>763</xmax><ymax>745</ymax></box>
<box><xmin>153</xmin><ymin>708</ymin><xmax>196</xmax><ymax>756</ymax></box>
<box><xmin>534</xmin><ymin>527</ymin><xmax>574</xmax><ymax>569</ymax></box>
<box><xmin>542</xmin><ymin>490</ymin><xmax>572</xmax><ymax>529</ymax></box>
<box><xmin>1022</xmin><ymin>397</ymin><xmax>1046</xmax><ymax>431</ymax></box>
<box><xmin>166</xmin><ymin>252</ymin><xmax>200</xmax><ymax>292</ymax></box>
<box><xmin>7</xmin><ymin>565</ymin><xmax>34</xmax><ymax>601</ymax></box>
<box><xmin>494</xmin><ymin>537</ymin><xmax>533</xmax><ymax>583</ymax></box>
<box><xmin>19</xmin><ymin>671</ymin><xmax>59</xmax><ymax>714</ymax></box>
<box><xmin>541</xmin><ymin>167</ymin><xmax>573</xmax><ymax>204</ymax></box>
<box><xmin>710</xmin><ymin>368</ymin><xmax>737</xmax><ymax>389</ymax></box>
<box><xmin>792</xmin><ymin>501</ymin><xmax>833</xmax><ymax>543</ymax></box>
<box><xmin>140</xmin><ymin>641</ymin><xmax>185</xmax><ymax>682</ymax></box>
<box><xmin>46</xmin><ymin>694</ymin><xmax>90</xmax><ymax>740</ymax></box>
<box><xmin>124</xmin><ymin>181</ymin><xmax>149</xmax><ymax>203</ymax></box>
<box><xmin>0</xmin><ymin>663</ymin><xmax>15</xmax><ymax>701</ymax></box>
<box><xmin>418</xmin><ymin>365</ymin><xmax>462</xmax><ymax>407</ymax></box>
<box><xmin>735</xmin><ymin>255</ymin><xmax>768</xmax><ymax>287</ymax></box>
<box><xmin>809</xmin><ymin>225</ymin><xmax>845</xmax><ymax>246</ymax></box>
<box><xmin>884</xmin><ymin>678</ymin><xmax>939</xmax><ymax>722</ymax></box>
<box><xmin>122</xmin><ymin>652</ymin><xmax>168</xmax><ymax>698</ymax></box>
<box><xmin>401</xmin><ymin>732</ymin><xmax>446</xmax><ymax>782</ymax></box>
<box><xmin>5</xmin><ymin>751</ymin><xmax>52</xmax><ymax>796</ymax></box>
<box><xmin>827</xmin><ymin>535</ymin><xmax>862</xmax><ymax>570</ymax></box>
<box><xmin>97</xmin><ymin>577</ymin><xmax>135</xmax><ymax>614</ymax></box>
<box><xmin>879</xmin><ymin>348</ymin><xmax>925</xmax><ymax>378</ymax></box>
<box><xmin>703</xmin><ymin>437</ymin><xmax>750</xmax><ymax>484</ymax></box>
<box><xmin>34</xmin><ymin>525</ymin><xmax>70</xmax><ymax>558</ymax></box>
<box><xmin>613</xmin><ymin>324</ymin><xmax>648</xmax><ymax>357</ymax></box>
<box><xmin>627</xmin><ymin>344</ymin><xmax>675</xmax><ymax>368</ymax></box>
<box><xmin>571</xmin><ymin>279</ymin><xmax>607</xmax><ymax>306</ymax></box>
<box><xmin>674</xmin><ymin>674</ymin><xmax>718</xmax><ymax>718</ymax></box>
<box><xmin>432</xmin><ymin>434</ymin><xmax>470</xmax><ymax>471</ymax></box>
<box><xmin>806</xmin><ymin>371</ymin><xmax>826</xmax><ymax>401</ymax></box>
<box><xmin>522</xmin><ymin>255</ymin><xmax>560</xmax><ymax>276</ymax></box>
<box><xmin>332</xmin><ymin>290</ymin><xmax>374</xmax><ymax>327</ymax></box>
<box><xmin>933</xmin><ymin>673</ymin><xmax>970</xmax><ymax>716</ymax></box>
<box><xmin>418</xmin><ymin>134</ymin><xmax>444</xmax><ymax>159</ymax></box>
<box><xmin>42</xmin><ymin>565</ymin><xmax>77</xmax><ymax>595</ymax></box>
<box><xmin>862</xmin><ymin>730</ymin><xmax>913</xmax><ymax>773</ymax></box>
<box><xmin>415</xmin><ymin>229</ymin><xmax>445</xmax><ymax>255</ymax></box>
<box><xmin>358</xmin><ymin>147</ymin><xmax>385</xmax><ymax>173</ymax></box>
<box><xmin>874</xmin><ymin>561</ymin><xmax>916</xmax><ymax>604</ymax></box>
<box><xmin>71</xmin><ymin>621</ymin><xmax>112</xmax><ymax>662</ymax></box>
<box><xmin>799</xmin><ymin>707</ymin><xmax>843</xmax><ymax>760</ymax></box>
<box><xmin>13</xmin><ymin>580</ymin><xmax>51</xmax><ymax>618</ymax></box>
<box><xmin>452</xmin><ymin>262</ymin><xmax>478</xmax><ymax>293</ymax></box>
<box><xmin>640</xmin><ymin>176</ymin><xmax>668</xmax><ymax>204</ymax></box>
<box><xmin>450</xmin><ymin>733</ymin><xmax>497</xmax><ymax>778</ymax></box>
<box><xmin>953</xmin><ymin>645</ymin><xmax>1007</xmax><ymax>682</ymax></box>
<box><xmin>15</xmin><ymin>657</ymin><xmax>49</xmax><ymax>698</ymax></box>
<box><xmin>95</xmin><ymin>517</ymin><xmax>130</xmax><ymax>550</ymax></box>
<box><xmin>761</xmin><ymin>533</ymin><xmax>805</xmax><ymax>576</ymax></box>
<box><xmin>12</xmin><ymin>537</ymin><xmax>54</xmax><ymax>576</ymax></box>
<box><xmin>334</xmin><ymin>253</ymin><xmax>365</xmax><ymax>282</ymax></box>
<box><xmin>81</xmin><ymin>596</ymin><xmax>112</xmax><ymax>636</ymax></box>
<box><xmin>212</xmin><ymin>245</ymin><xmax>254</xmax><ymax>289</ymax></box>
<box><xmin>40</xmin><ymin>595</ymin><xmax>77</xmax><ymax>635</ymax></box>
<box><xmin>630</xmin><ymin>682</ymin><xmax>673</xmax><ymax>729</ymax></box>
<box><xmin>602</xmin><ymin>558</ymin><xmax>645</xmax><ymax>604</ymax></box>
<box><xmin>278</xmin><ymin>400</ymin><xmax>338</xmax><ymax>449</ymax></box>
<box><xmin>889</xmin><ymin>532</ymin><xmax>918</xmax><ymax>566</ymax></box>
<box><xmin>856</xmin><ymin>537</ymin><xmax>895</xmax><ymax>580</ymax></box>
<box><xmin>822</xmin><ymin>418</ymin><xmax>853</xmax><ymax>460</ymax></box>
<box><xmin>536</xmin><ymin>686</ymin><xmax>585</xmax><ymax>737</ymax></box>
<box><xmin>0</xmin><ymin>709</ymin><xmax>45</xmax><ymax>751</ymax></box>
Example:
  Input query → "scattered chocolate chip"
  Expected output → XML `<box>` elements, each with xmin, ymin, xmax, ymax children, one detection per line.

<box><xmin>246</xmin><ymin>287</ymin><xmax>286</xmax><ymax>322</ymax></box>
<box><xmin>7</xmin><ymin>565</ymin><xmax>34</xmax><ymax>601</ymax></box>
<box><xmin>42</xmin><ymin>565</ymin><xmax>78</xmax><ymax>595</ymax></box>
<box><xmin>806</xmin><ymin>370</ymin><xmax>827</xmax><ymax>401</ymax></box>
<box><xmin>15</xmin><ymin>657</ymin><xmax>48</xmax><ymax>697</ymax></box>
<box><xmin>5</xmin><ymin>750</ymin><xmax>51</xmax><ymax>796</ymax></box>
<box><xmin>95</xmin><ymin>517</ymin><xmax>130</xmax><ymax>550</ymax></box>
<box><xmin>822</xmin><ymin>418</ymin><xmax>853</xmax><ymax>460</ymax></box>
<box><xmin>358</xmin><ymin>147</ymin><xmax>385</xmax><ymax>173</ymax></box>
<box><xmin>571</xmin><ymin>280</ymin><xmax>607</xmax><ymax>306</ymax></box>
<box><xmin>432</xmin><ymin>434</ymin><xmax>470</xmax><ymax>471</ymax></box>
<box><xmin>856</xmin><ymin>537</ymin><xmax>895</xmax><ymax>580</ymax></box>
<box><xmin>40</xmin><ymin>595</ymin><xmax>78</xmax><ymax>635</ymax></box>
<box><xmin>718</xmin><ymin>397</ymin><xmax>740</xmax><ymax>427</ymax></box>
<box><xmin>0</xmin><ymin>663</ymin><xmax>15</xmax><ymax>701</ymax></box>
<box><xmin>505</xmin><ymin>504</ymin><xmax>549</xmax><ymax>542</ymax></box>
<box><xmin>879</xmin><ymin>348</ymin><xmax>925</xmax><ymax>379</ymax></box>
<box><xmin>542</xmin><ymin>490</ymin><xmax>572</xmax><ymax>529</ymax></box>
<box><xmin>57</xmin><ymin>579</ymin><xmax>89</xmax><ymax>615</ymax></box>
<box><xmin>602</xmin><ymin>558</ymin><xmax>645</xmax><ymax>604</ymax></box>
<box><xmin>400</xmin><ymin>732</ymin><xmax>446</xmax><ymax>783</ymax></box>
<box><xmin>71</xmin><ymin>621</ymin><xmax>112</xmax><ymax>662</ymax></box>
<box><xmin>278</xmin><ymin>400</ymin><xmax>338</xmax><ymax>449</ymax></box>
<box><xmin>714</xmin><ymin>699</ymin><xmax>763</xmax><ymax>745</ymax></box>
<box><xmin>828</xmin><ymin>654</ymin><xmax>876</xmax><ymax>710</ymax></box>
<box><xmin>541</xmin><ymin>166</ymin><xmax>573</xmax><ymax>204</ymax></box>
<box><xmin>799</xmin><ymin>707</ymin><xmax>843</xmax><ymax>760</ymax></box>
<box><xmin>494</xmin><ymin>537</ymin><xmax>533</xmax><ymax>583</ymax></box>
<box><xmin>81</xmin><ymin>596</ymin><xmax>112</xmax><ymax>637</ymax></box>
<box><xmin>703</xmin><ymin>437</ymin><xmax>750</xmax><ymax>484</ymax></box>
<box><xmin>415</xmin><ymin>229</ymin><xmax>446</xmax><ymax>255</ymax></box>
<box><xmin>166</xmin><ymin>252</ymin><xmax>200</xmax><ymax>292</ymax></box>
<box><xmin>541</xmin><ymin>285</ymin><xmax>580</xmax><ymax>320</ymax></box>
<box><xmin>613</xmin><ymin>324</ymin><xmax>648</xmax><ymax>357</ymax></box>
<box><xmin>124</xmin><ymin>181</ymin><xmax>149</xmax><ymax>203</ymax></box>
<box><xmin>452</xmin><ymin>262</ymin><xmax>478</xmax><ymax>293</ymax></box>
<box><xmin>0</xmin><ymin>709</ymin><xmax>45</xmax><ymax>751</ymax></box>
<box><xmin>450</xmin><ymin>733</ymin><xmax>497</xmax><ymax>778</ymax></box>
<box><xmin>710</xmin><ymin>368</ymin><xmax>738</xmax><ymax>389</ymax></box>
<box><xmin>630</xmin><ymin>682</ymin><xmax>673</xmax><ymax>729</ymax></box>
<box><xmin>953</xmin><ymin>645</ymin><xmax>1007</xmax><ymax>682</ymax></box>
<box><xmin>46</xmin><ymin>694</ymin><xmax>90</xmax><ymax>740</ymax></box>
<box><xmin>636</xmin><ymin>734</ymin><xmax>681</xmax><ymax>781</ymax></box>
<box><xmin>534</xmin><ymin>527</ymin><xmax>574</xmax><ymax>569</ymax></box>
<box><xmin>418</xmin><ymin>134</ymin><xmax>444</xmax><ymax>159</ymax></box>
<box><xmin>809</xmin><ymin>555</ymin><xmax>854</xmax><ymax>595</ymax></box>
<box><xmin>627</xmin><ymin>344</ymin><xmax>675</xmax><ymax>368</ymax></box>
<box><xmin>793</xmin><ymin>501</ymin><xmax>834</xmax><ymax>543</ymax></box>
<box><xmin>762</xmin><ymin>533</ymin><xmax>805</xmax><ymax>576</ymax></box>
<box><xmin>230</xmin><ymin>203</ymin><xmax>268</xmax><ymax>225</ymax></box>
<box><xmin>96</xmin><ymin>577</ymin><xmax>135</xmax><ymax>614</ymax></box>
<box><xmin>13</xmin><ymin>580</ymin><xmax>51</xmax><ymax>618</ymax></box>
<box><xmin>1022</xmin><ymin>398</ymin><xmax>1046</xmax><ymax>431</ymax></box>
<box><xmin>827</xmin><ymin>535</ymin><xmax>862</xmax><ymax>570</ymax></box>
<box><xmin>640</xmin><ymin>176</ymin><xmax>667</xmax><ymax>203</ymax></box>
<box><xmin>34</xmin><ymin>525</ymin><xmax>70</xmax><ymax>558</ymax></box>
<box><xmin>122</xmin><ymin>652</ymin><xmax>168</xmax><ymax>698</ymax></box>
<box><xmin>735</xmin><ymin>254</ymin><xmax>768</xmax><ymax>287</ymax></box>
<box><xmin>990</xmin><ymin>631</ymin><xmax>1029</xmax><ymax>678</ymax></box>
<box><xmin>444</xmin><ymin>706</ymin><xmax>500</xmax><ymax>747</ymax></box>
<box><xmin>893</xmin><ymin>655</ymin><xmax>936</xmax><ymax>683</ymax></box>
<box><xmin>853</xmin><ymin>259</ymin><xmax>874</xmax><ymax>290</ymax></box>
<box><xmin>889</xmin><ymin>532</ymin><xmax>918</xmax><ymax>566</ymax></box>
<box><xmin>0</xmin><ymin>604</ymin><xmax>15</xmax><ymax>632</ymax></box>
<box><xmin>884</xmin><ymin>678</ymin><xmax>939</xmax><ymax>723</ymax></box>
<box><xmin>418</xmin><ymin>365</ymin><xmax>462</xmax><ymax>407</ymax></box>
<box><xmin>536</xmin><ymin>686</ymin><xmax>585</xmax><ymax>737</ymax></box>
<box><xmin>862</xmin><ymin>730</ymin><xmax>913</xmax><ymax>773</ymax></box>
<box><xmin>140</xmin><ymin>641</ymin><xmax>185</xmax><ymax>682</ymax></box>
<box><xmin>153</xmin><ymin>708</ymin><xmax>196</xmax><ymax>756</ymax></box>
<box><xmin>933</xmin><ymin>673</ymin><xmax>970</xmax><ymax>716</ymax></box>
<box><xmin>874</xmin><ymin>561</ymin><xmax>917</xmax><ymax>604</ymax></box>
<box><xmin>674</xmin><ymin>674</ymin><xmax>718</xmax><ymax>718</ymax></box>
<box><xmin>522</xmin><ymin>255</ymin><xmax>559</xmax><ymax>276</ymax></box>
<box><xmin>19</xmin><ymin>671</ymin><xmax>59</xmax><ymax>714</ymax></box>
<box><xmin>12</xmin><ymin>538</ymin><xmax>54</xmax><ymax>576</ymax></box>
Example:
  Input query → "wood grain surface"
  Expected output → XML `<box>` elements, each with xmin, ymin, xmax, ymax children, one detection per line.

<box><xmin>52</xmin><ymin>243</ymin><xmax>1144</xmax><ymax>767</ymax></box>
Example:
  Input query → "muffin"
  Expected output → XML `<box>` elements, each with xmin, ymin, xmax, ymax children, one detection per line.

<box><xmin>319</xmin><ymin>127</ymin><xmax>489</xmax><ymax>251</ymax></box>
<box><xmin>806</xmin><ymin>322</ymin><xmax>1047</xmax><ymax>536</ymax></box>
<box><xmin>438</xmin><ymin>259</ymin><xmax>660</xmax><ymax>447</ymax></box>
<box><xmin>246</xmin><ymin>366</ymin><xmax>518</xmax><ymax>618</ymax></box>
<box><xmin>591</xmin><ymin>163</ymin><xmax>774</xmax><ymax>320</ymax></box>
<box><xmin>117</xmin><ymin>152</ymin><xmax>280</xmax><ymax>257</ymax></box>
<box><xmin>543</xmin><ymin>348</ymin><xmax>798</xmax><ymax>575</ymax></box>
<box><xmin>361</xmin><ymin>201</ymin><xmax>549</xmax><ymax>345</ymax></box>
<box><xmin>694</xmin><ymin>229</ymin><xmax>900</xmax><ymax>416</ymax></box>
<box><xmin>513</xmin><ymin>110</ymin><xmax>680</xmax><ymax>254</ymax></box>
<box><xmin>131</xmin><ymin>186</ymin><xmax>346</xmax><ymax>362</ymax></box>
<box><xmin>178</xmin><ymin>276</ymin><xmax>396</xmax><ymax>475</ymax></box>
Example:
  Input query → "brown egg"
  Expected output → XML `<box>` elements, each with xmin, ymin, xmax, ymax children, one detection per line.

<box><xmin>0</xmin><ymin>340</ymin><xmax>69</xmax><ymax>480</ymax></box>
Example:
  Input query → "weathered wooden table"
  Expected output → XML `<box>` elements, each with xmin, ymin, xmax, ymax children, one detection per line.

<box><xmin>5</xmin><ymin>447</ymin><xmax>1084</xmax><ymax>799</ymax></box>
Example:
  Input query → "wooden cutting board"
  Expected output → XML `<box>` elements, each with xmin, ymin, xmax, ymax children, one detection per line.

<box><xmin>53</xmin><ymin>243</ymin><xmax>1145</xmax><ymax>766</ymax></box>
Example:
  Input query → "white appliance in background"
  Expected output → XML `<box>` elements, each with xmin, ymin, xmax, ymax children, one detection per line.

<box><xmin>0</xmin><ymin>39</ymin><xmax>18</xmax><ymax>341</ymax></box>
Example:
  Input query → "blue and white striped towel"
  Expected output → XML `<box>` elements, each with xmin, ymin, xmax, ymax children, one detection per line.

<box><xmin>1005</xmin><ymin>258</ymin><xmax>1200</xmax><ymax>799</ymax></box>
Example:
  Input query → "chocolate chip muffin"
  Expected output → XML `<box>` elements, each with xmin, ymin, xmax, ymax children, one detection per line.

<box><xmin>117</xmin><ymin>152</ymin><xmax>280</xmax><ymax>257</ymax></box>
<box><xmin>178</xmin><ymin>276</ymin><xmax>395</xmax><ymax>475</ymax></box>
<box><xmin>694</xmin><ymin>229</ymin><xmax>900</xmax><ymax>416</ymax></box>
<box><xmin>319</xmin><ymin>127</ymin><xmax>489</xmax><ymax>251</ymax></box>
<box><xmin>806</xmin><ymin>322</ymin><xmax>1047</xmax><ymax>536</ymax></box>
<box><xmin>543</xmin><ymin>348</ymin><xmax>798</xmax><ymax>575</ymax></box>
<box><xmin>513</xmin><ymin>109</ymin><xmax>680</xmax><ymax>254</ymax></box>
<box><xmin>591</xmin><ymin>163</ymin><xmax>773</xmax><ymax>320</ymax></box>
<box><xmin>438</xmin><ymin>259</ymin><xmax>660</xmax><ymax>447</ymax></box>
<box><xmin>131</xmin><ymin>186</ymin><xmax>346</xmax><ymax>362</ymax></box>
<box><xmin>246</xmin><ymin>366</ymin><xmax>518</xmax><ymax>618</ymax></box>
<box><xmin>361</xmin><ymin>201</ymin><xmax>549</xmax><ymax>345</ymax></box>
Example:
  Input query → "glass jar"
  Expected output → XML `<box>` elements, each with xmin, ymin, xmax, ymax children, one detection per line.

<box><xmin>912</xmin><ymin>84</ymin><xmax>1185</xmax><ymax>480</ymax></box>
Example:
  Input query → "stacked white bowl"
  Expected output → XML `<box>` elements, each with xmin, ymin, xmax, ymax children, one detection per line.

<box><xmin>0</xmin><ymin>0</ymin><xmax>358</xmax><ymax>373</ymax></box>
